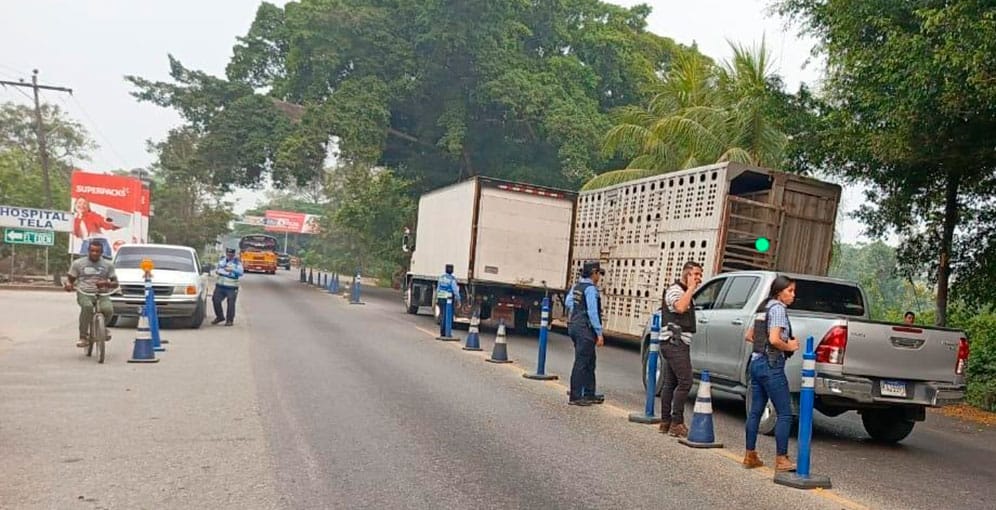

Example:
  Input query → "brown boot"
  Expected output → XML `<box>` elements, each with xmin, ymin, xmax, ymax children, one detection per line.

<box><xmin>742</xmin><ymin>450</ymin><xmax>764</xmax><ymax>469</ymax></box>
<box><xmin>658</xmin><ymin>421</ymin><xmax>671</xmax><ymax>435</ymax></box>
<box><xmin>775</xmin><ymin>455</ymin><xmax>796</xmax><ymax>472</ymax></box>
<box><xmin>668</xmin><ymin>423</ymin><xmax>688</xmax><ymax>438</ymax></box>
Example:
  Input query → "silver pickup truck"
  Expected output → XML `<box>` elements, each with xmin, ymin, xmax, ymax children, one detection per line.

<box><xmin>641</xmin><ymin>271</ymin><xmax>969</xmax><ymax>443</ymax></box>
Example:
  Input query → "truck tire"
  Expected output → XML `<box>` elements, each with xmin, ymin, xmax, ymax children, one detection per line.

<box><xmin>640</xmin><ymin>339</ymin><xmax>665</xmax><ymax>397</ymax></box>
<box><xmin>861</xmin><ymin>409</ymin><xmax>916</xmax><ymax>443</ymax></box>
<box><xmin>404</xmin><ymin>285</ymin><xmax>419</xmax><ymax>315</ymax></box>
<box><xmin>745</xmin><ymin>382</ymin><xmax>779</xmax><ymax>436</ymax></box>
<box><xmin>513</xmin><ymin>308</ymin><xmax>529</xmax><ymax>334</ymax></box>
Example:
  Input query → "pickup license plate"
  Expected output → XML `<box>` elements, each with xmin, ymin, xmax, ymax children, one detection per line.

<box><xmin>881</xmin><ymin>380</ymin><xmax>907</xmax><ymax>398</ymax></box>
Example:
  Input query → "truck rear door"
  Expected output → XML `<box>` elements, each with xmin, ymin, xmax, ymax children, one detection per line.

<box><xmin>842</xmin><ymin>322</ymin><xmax>963</xmax><ymax>384</ymax></box>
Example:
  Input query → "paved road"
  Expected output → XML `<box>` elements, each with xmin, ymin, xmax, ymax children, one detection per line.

<box><xmin>2</xmin><ymin>274</ymin><xmax>994</xmax><ymax>509</ymax></box>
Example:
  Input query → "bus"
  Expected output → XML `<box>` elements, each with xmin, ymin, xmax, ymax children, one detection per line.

<box><xmin>239</xmin><ymin>234</ymin><xmax>279</xmax><ymax>274</ymax></box>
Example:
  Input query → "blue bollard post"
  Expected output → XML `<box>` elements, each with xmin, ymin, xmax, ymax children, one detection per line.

<box><xmin>437</xmin><ymin>297</ymin><xmax>458</xmax><ymax>341</ymax></box>
<box><xmin>349</xmin><ymin>272</ymin><xmax>365</xmax><ymax>305</ymax></box>
<box><xmin>629</xmin><ymin>314</ymin><xmax>662</xmax><ymax>423</ymax></box>
<box><xmin>775</xmin><ymin>336</ymin><xmax>832</xmax><ymax>489</ymax></box>
<box><xmin>524</xmin><ymin>296</ymin><xmax>558</xmax><ymax>380</ymax></box>
<box><xmin>333</xmin><ymin>273</ymin><xmax>340</xmax><ymax>293</ymax></box>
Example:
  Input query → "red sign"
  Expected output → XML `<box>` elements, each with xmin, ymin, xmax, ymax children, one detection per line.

<box><xmin>265</xmin><ymin>210</ymin><xmax>321</xmax><ymax>234</ymax></box>
<box><xmin>69</xmin><ymin>170</ymin><xmax>147</xmax><ymax>257</ymax></box>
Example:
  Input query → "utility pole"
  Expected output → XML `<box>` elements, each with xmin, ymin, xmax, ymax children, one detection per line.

<box><xmin>0</xmin><ymin>69</ymin><xmax>73</xmax><ymax>208</ymax></box>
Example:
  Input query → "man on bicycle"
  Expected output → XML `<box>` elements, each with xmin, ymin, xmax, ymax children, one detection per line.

<box><xmin>65</xmin><ymin>239</ymin><xmax>118</xmax><ymax>347</ymax></box>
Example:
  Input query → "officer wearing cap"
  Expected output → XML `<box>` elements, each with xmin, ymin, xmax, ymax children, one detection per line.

<box><xmin>212</xmin><ymin>247</ymin><xmax>244</xmax><ymax>326</ymax></box>
<box><xmin>565</xmin><ymin>261</ymin><xmax>605</xmax><ymax>406</ymax></box>
<box><xmin>436</xmin><ymin>263</ymin><xmax>462</xmax><ymax>337</ymax></box>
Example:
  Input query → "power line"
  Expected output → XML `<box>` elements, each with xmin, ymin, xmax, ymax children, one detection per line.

<box><xmin>0</xmin><ymin>69</ymin><xmax>73</xmax><ymax>208</ymax></box>
<box><xmin>65</xmin><ymin>93</ymin><xmax>131</xmax><ymax>171</ymax></box>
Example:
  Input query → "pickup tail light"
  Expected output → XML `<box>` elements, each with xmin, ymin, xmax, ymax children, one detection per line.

<box><xmin>956</xmin><ymin>337</ymin><xmax>970</xmax><ymax>376</ymax></box>
<box><xmin>816</xmin><ymin>325</ymin><xmax>848</xmax><ymax>365</ymax></box>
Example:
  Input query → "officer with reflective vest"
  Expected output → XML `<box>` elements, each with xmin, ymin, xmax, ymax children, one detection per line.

<box><xmin>566</xmin><ymin>261</ymin><xmax>605</xmax><ymax>406</ymax></box>
<box><xmin>437</xmin><ymin>264</ymin><xmax>461</xmax><ymax>336</ymax></box>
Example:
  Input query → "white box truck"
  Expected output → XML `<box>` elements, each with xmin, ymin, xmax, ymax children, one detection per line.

<box><xmin>403</xmin><ymin>177</ymin><xmax>577</xmax><ymax>331</ymax></box>
<box><xmin>566</xmin><ymin>162</ymin><xmax>842</xmax><ymax>340</ymax></box>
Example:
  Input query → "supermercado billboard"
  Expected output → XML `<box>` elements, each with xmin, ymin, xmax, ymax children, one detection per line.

<box><xmin>264</xmin><ymin>210</ymin><xmax>321</xmax><ymax>234</ymax></box>
<box><xmin>69</xmin><ymin>170</ymin><xmax>150</xmax><ymax>258</ymax></box>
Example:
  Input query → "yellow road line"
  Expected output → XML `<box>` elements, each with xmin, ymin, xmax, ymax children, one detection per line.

<box><xmin>410</xmin><ymin>320</ymin><xmax>870</xmax><ymax>510</ymax></box>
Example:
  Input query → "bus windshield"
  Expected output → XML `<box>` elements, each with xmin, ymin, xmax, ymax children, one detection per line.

<box><xmin>239</xmin><ymin>235</ymin><xmax>278</xmax><ymax>252</ymax></box>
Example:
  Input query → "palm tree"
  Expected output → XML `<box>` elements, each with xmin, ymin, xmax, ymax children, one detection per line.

<box><xmin>591</xmin><ymin>39</ymin><xmax>787</xmax><ymax>190</ymax></box>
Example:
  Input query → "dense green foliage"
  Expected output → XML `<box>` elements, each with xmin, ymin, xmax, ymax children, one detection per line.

<box><xmin>127</xmin><ymin>0</ymin><xmax>696</xmax><ymax>193</ymax></box>
<box><xmin>776</xmin><ymin>0</ymin><xmax>996</xmax><ymax>327</ymax></box>
<box><xmin>146</xmin><ymin>128</ymin><xmax>236</xmax><ymax>250</ymax></box>
<box><xmin>593</xmin><ymin>41</ymin><xmax>792</xmax><ymax>189</ymax></box>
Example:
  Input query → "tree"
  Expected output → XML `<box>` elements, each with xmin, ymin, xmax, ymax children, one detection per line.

<box><xmin>594</xmin><ymin>40</ymin><xmax>790</xmax><ymax>189</ymax></box>
<box><xmin>147</xmin><ymin>128</ymin><xmax>235</xmax><ymax>251</ymax></box>
<box><xmin>0</xmin><ymin>101</ymin><xmax>95</xmax><ymax>208</ymax></box>
<box><xmin>126</xmin><ymin>0</ymin><xmax>696</xmax><ymax>194</ymax></box>
<box><xmin>776</xmin><ymin>0</ymin><xmax>996</xmax><ymax>326</ymax></box>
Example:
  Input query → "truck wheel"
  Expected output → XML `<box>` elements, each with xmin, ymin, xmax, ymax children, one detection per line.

<box><xmin>745</xmin><ymin>382</ymin><xmax>779</xmax><ymax>436</ymax></box>
<box><xmin>640</xmin><ymin>342</ymin><xmax>665</xmax><ymax>397</ymax></box>
<box><xmin>513</xmin><ymin>308</ymin><xmax>529</xmax><ymax>334</ymax></box>
<box><xmin>861</xmin><ymin>410</ymin><xmax>916</xmax><ymax>443</ymax></box>
<box><xmin>404</xmin><ymin>285</ymin><xmax>419</xmax><ymax>315</ymax></box>
<box><xmin>107</xmin><ymin>316</ymin><xmax>119</xmax><ymax>327</ymax></box>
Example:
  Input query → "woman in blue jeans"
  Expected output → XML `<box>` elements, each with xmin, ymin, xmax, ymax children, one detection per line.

<box><xmin>743</xmin><ymin>275</ymin><xmax>800</xmax><ymax>472</ymax></box>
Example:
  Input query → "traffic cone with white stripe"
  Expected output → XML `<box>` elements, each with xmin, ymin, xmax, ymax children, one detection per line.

<box><xmin>128</xmin><ymin>305</ymin><xmax>159</xmax><ymax>363</ymax></box>
<box><xmin>679</xmin><ymin>370</ymin><xmax>722</xmax><ymax>448</ymax></box>
<box><xmin>463</xmin><ymin>310</ymin><xmax>482</xmax><ymax>351</ymax></box>
<box><xmin>486</xmin><ymin>320</ymin><xmax>512</xmax><ymax>363</ymax></box>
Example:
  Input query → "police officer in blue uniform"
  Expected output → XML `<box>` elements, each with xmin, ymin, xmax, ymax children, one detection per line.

<box><xmin>437</xmin><ymin>264</ymin><xmax>461</xmax><ymax>337</ymax></box>
<box><xmin>566</xmin><ymin>261</ymin><xmax>605</xmax><ymax>406</ymax></box>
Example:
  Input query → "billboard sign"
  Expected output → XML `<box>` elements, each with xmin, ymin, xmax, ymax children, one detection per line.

<box><xmin>264</xmin><ymin>210</ymin><xmax>321</xmax><ymax>234</ymax></box>
<box><xmin>69</xmin><ymin>170</ymin><xmax>149</xmax><ymax>258</ymax></box>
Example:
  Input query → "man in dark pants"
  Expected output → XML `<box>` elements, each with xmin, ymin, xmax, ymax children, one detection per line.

<box><xmin>212</xmin><ymin>248</ymin><xmax>244</xmax><ymax>326</ymax></box>
<box><xmin>659</xmin><ymin>260</ymin><xmax>703</xmax><ymax>437</ymax></box>
<box><xmin>436</xmin><ymin>264</ymin><xmax>461</xmax><ymax>336</ymax></box>
<box><xmin>566</xmin><ymin>261</ymin><xmax>605</xmax><ymax>406</ymax></box>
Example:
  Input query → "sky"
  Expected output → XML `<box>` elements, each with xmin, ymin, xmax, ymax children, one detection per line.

<box><xmin>0</xmin><ymin>0</ymin><xmax>875</xmax><ymax>244</ymax></box>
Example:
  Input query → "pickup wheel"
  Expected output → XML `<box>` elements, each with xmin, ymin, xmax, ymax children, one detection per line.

<box><xmin>640</xmin><ymin>340</ymin><xmax>665</xmax><ymax>397</ymax></box>
<box><xmin>745</xmin><ymin>382</ymin><xmax>779</xmax><ymax>436</ymax></box>
<box><xmin>861</xmin><ymin>409</ymin><xmax>916</xmax><ymax>443</ymax></box>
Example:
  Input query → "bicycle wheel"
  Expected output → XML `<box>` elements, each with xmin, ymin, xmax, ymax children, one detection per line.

<box><xmin>93</xmin><ymin>313</ymin><xmax>106</xmax><ymax>364</ymax></box>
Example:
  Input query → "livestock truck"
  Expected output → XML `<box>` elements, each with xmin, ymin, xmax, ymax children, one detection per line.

<box><xmin>564</xmin><ymin>161</ymin><xmax>842</xmax><ymax>339</ymax></box>
<box><xmin>403</xmin><ymin>177</ymin><xmax>577</xmax><ymax>332</ymax></box>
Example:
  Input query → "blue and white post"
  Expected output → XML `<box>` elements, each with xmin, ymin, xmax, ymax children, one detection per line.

<box><xmin>629</xmin><ymin>314</ymin><xmax>662</xmax><ymax>424</ymax></box>
<box><xmin>349</xmin><ymin>271</ymin><xmax>364</xmax><ymax>305</ymax></box>
<box><xmin>524</xmin><ymin>296</ymin><xmax>558</xmax><ymax>380</ymax></box>
<box><xmin>436</xmin><ymin>297</ymin><xmax>458</xmax><ymax>341</ymax></box>
<box><xmin>775</xmin><ymin>336</ymin><xmax>832</xmax><ymax>489</ymax></box>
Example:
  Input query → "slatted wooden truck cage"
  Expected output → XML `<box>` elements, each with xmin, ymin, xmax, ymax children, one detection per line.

<box><xmin>567</xmin><ymin>162</ymin><xmax>841</xmax><ymax>340</ymax></box>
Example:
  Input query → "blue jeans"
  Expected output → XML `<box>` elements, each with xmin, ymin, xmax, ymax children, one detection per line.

<box><xmin>745</xmin><ymin>355</ymin><xmax>793</xmax><ymax>455</ymax></box>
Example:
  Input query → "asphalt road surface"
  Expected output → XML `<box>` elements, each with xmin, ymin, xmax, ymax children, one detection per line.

<box><xmin>2</xmin><ymin>274</ymin><xmax>994</xmax><ymax>509</ymax></box>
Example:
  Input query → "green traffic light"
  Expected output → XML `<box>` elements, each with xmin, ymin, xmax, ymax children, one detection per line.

<box><xmin>755</xmin><ymin>237</ymin><xmax>770</xmax><ymax>253</ymax></box>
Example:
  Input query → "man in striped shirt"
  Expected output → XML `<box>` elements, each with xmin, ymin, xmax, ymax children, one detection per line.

<box><xmin>659</xmin><ymin>261</ymin><xmax>703</xmax><ymax>437</ymax></box>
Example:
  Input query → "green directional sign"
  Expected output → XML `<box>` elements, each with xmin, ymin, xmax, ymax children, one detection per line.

<box><xmin>3</xmin><ymin>228</ymin><xmax>55</xmax><ymax>246</ymax></box>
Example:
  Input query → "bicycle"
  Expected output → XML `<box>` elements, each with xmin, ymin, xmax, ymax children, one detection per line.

<box><xmin>76</xmin><ymin>285</ymin><xmax>118</xmax><ymax>364</ymax></box>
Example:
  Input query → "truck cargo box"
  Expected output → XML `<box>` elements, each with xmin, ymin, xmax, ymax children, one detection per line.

<box><xmin>570</xmin><ymin>162</ymin><xmax>841</xmax><ymax>339</ymax></box>
<box><xmin>408</xmin><ymin>177</ymin><xmax>577</xmax><ymax>292</ymax></box>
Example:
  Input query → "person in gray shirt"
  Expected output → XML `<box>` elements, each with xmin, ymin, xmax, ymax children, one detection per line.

<box><xmin>65</xmin><ymin>239</ymin><xmax>118</xmax><ymax>347</ymax></box>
